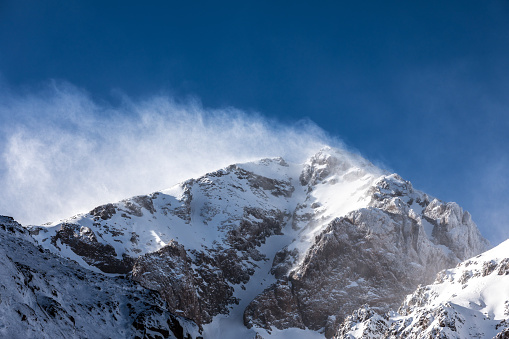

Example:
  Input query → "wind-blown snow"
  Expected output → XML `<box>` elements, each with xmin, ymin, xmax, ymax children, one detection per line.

<box><xmin>27</xmin><ymin>146</ymin><xmax>492</xmax><ymax>338</ymax></box>
<box><xmin>0</xmin><ymin>82</ymin><xmax>334</xmax><ymax>226</ymax></box>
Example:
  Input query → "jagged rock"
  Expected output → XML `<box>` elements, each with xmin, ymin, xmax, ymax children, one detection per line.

<box><xmin>335</xmin><ymin>239</ymin><xmax>509</xmax><ymax>339</ymax></box>
<box><xmin>131</xmin><ymin>241</ymin><xmax>237</xmax><ymax>325</ymax></box>
<box><xmin>334</xmin><ymin>305</ymin><xmax>389</xmax><ymax>339</ymax></box>
<box><xmin>243</xmin><ymin>280</ymin><xmax>305</xmax><ymax>330</ymax></box>
<box><xmin>227</xmin><ymin>207</ymin><xmax>288</xmax><ymax>251</ymax></box>
<box><xmin>90</xmin><ymin>203</ymin><xmax>117</xmax><ymax>220</ymax></box>
<box><xmin>131</xmin><ymin>205</ymin><xmax>290</xmax><ymax>325</ymax></box>
<box><xmin>496</xmin><ymin>327</ymin><xmax>509</xmax><ymax>339</ymax></box>
<box><xmin>245</xmin><ymin>207</ymin><xmax>462</xmax><ymax>336</ymax></box>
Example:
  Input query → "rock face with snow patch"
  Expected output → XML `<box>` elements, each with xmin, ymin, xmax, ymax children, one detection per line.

<box><xmin>131</xmin><ymin>240</ymin><xmax>242</xmax><ymax>326</ymax></box>
<box><xmin>243</xmin><ymin>171</ymin><xmax>488</xmax><ymax>337</ymax></box>
<box><xmin>46</xmin><ymin>222</ymin><xmax>135</xmax><ymax>273</ymax></box>
<box><xmin>335</xmin><ymin>239</ymin><xmax>509</xmax><ymax>338</ymax></box>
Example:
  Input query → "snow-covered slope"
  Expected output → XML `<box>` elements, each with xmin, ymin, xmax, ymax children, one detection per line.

<box><xmin>335</xmin><ymin>239</ymin><xmax>509</xmax><ymax>338</ymax></box>
<box><xmin>26</xmin><ymin>146</ymin><xmax>489</xmax><ymax>338</ymax></box>
<box><xmin>0</xmin><ymin>216</ymin><xmax>200</xmax><ymax>339</ymax></box>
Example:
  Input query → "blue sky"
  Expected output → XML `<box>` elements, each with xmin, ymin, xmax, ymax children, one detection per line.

<box><xmin>1</xmin><ymin>1</ymin><xmax>508</xmax><ymax>244</ymax></box>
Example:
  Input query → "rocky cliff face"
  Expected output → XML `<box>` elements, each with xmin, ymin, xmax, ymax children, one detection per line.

<box><xmin>243</xmin><ymin>173</ymin><xmax>488</xmax><ymax>337</ymax></box>
<box><xmin>27</xmin><ymin>147</ymin><xmax>490</xmax><ymax>338</ymax></box>
<box><xmin>335</xmin><ymin>239</ymin><xmax>509</xmax><ymax>338</ymax></box>
<box><xmin>0</xmin><ymin>216</ymin><xmax>200</xmax><ymax>339</ymax></box>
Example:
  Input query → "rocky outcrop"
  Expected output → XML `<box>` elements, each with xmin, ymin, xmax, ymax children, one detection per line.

<box><xmin>335</xmin><ymin>239</ymin><xmax>509</xmax><ymax>339</ymax></box>
<box><xmin>245</xmin><ymin>208</ymin><xmax>460</xmax><ymax>337</ymax></box>
<box><xmin>50</xmin><ymin>223</ymin><xmax>134</xmax><ymax>273</ymax></box>
<box><xmin>243</xmin><ymin>280</ymin><xmax>305</xmax><ymax>330</ymax></box>
<box><xmin>334</xmin><ymin>304</ymin><xmax>390</xmax><ymax>339</ymax></box>
<box><xmin>132</xmin><ymin>205</ymin><xmax>289</xmax><ymax>326</ymax></box>
<box><xmin>369</xmin><ymin>174</ymin><xmax>488</xmax><ymax>259</ymax></box>
<box><xmin>131</xmin><ymin>241</ymin><xmax>237</xmax><ymax>326</ymax></box>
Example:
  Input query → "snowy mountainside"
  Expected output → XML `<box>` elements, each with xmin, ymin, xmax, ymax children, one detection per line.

<box><xmin>335</xmin><ymin>239</ymin><xmax>509</xmax><ymax>338</ymax></box>
<box><xmin>32</xmin><ymin>157</ymin><xmax>298</xmax><ymax>268</ymax></box>
<box><xmin>0</xmin><ymin>216</ymin><xmax>200</xmax><ymax>339</ymax></box>
<box><xmin>32</xmin><ymin>156</ymin><xmax>302</xmax><ymax>326</ymax></box>
<box><xmin>28</xmin><ymin>147</ymin><xmax>489</xmax><ymax>338</ymax></box>
<box><xmin>244</xmin><ymin>160</ymin><xmax>488</xmax><ymax>337</ymax></box>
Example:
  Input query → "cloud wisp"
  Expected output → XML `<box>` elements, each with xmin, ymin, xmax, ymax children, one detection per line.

<box><xmin>0</xmin><ymin>82</ymin><xmax>332</xmax><ymax>225</ymax></box>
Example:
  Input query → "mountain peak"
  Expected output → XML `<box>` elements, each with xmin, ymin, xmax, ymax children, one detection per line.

<box><xmin>23</xmin><ymin>148</ymin><xmax>490</xmax><ymax>338</ymax></box>
<box><xmin>300</xmin><ymin>146</ymin><xmax>382</xmax><ymax>186</ymax></box>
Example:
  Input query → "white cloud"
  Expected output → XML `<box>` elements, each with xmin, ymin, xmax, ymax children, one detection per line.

<box><xmin>0</xmin><ymin>82</ymin><xmax>333</xmax><ymax>224</ymax></box>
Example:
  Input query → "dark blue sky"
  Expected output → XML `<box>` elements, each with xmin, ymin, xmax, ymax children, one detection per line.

<box><xmin>1</xmin><ymin>1</ymin><xmax>509</xmax><ymax>243</ymax></box>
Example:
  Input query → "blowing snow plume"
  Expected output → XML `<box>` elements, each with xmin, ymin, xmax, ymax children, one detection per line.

<box><xmin>0</xmin><ymin>82</ymin><xmax>333</xmax><ymax>225</ymax></box>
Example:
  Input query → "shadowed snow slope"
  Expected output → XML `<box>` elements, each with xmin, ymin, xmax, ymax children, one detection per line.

<box><xmin>25</xmin><ymin>146</ymin><xmax>489</xmax><ymax>338</ymax></box>
<box><xmin>0</xmin><ymin>216</ymin><xmax>200</xmax><ymax>339</ymax></box>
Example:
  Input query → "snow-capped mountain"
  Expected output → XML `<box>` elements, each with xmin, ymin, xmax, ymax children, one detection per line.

<box><xmin>335</xmin><ymin>239</ymin><xmax>509</xmax><ymax>338</ymax></box>
<box><xmin>25</xmin><ymin>146</ymin><xmax>490</xmax><ymax>338</ymax></box>
<box><xmin>0</xmin><ymin>216</ymin><xmax>199</xmax><ymax>339</ymax></box>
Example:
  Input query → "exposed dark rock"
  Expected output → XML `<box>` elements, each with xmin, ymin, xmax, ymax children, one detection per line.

<box><xmin>244</xmin><ymin>280</ymin><xmax>305</xmax><ymax>331</ymax></box>
<box><xmin>90</xmin><ymin>203</ymin><xmax>117</xmax><ymax>220</ymax></box>
<box><xmin>131</xmin><ymin>241</ymin><xmax>238</xmax><ymax>326</ymax></box>
<box><xmin>170</xmin><ymin>182</ymin><xmax>194</xmax><ymax>223</ymax></box>
<box><xmin>229</xmin><ymin>165</ymin><xmax>294</xmax><ymax>198</ymax></box>
<box><xmin>50</xmin><ymin>223</ymin><xmax>133</xmax><ymax>274</ymax></box>
<box><xmin>498</xmin><ymin>258</ymin><xmax>509</xmax><ymax>275</ymax></box>
<box><xmin>496</xmin><ymin>328</ymin><xmax>509</xmax><ymax>339</ymax></box>
<box><xmin>245</xmin><ymin>208</ymin><xmax>463</xmax><ymax>337</ymax></box>
<box><xmin>133</xmin><ymin>195</ymin><xmax>157</xmax><ymax>214</ymax></box>
<box><xmin>270</xmin><ymin>247</ymin><xmax>298</xmax><ymax>280</ymax></box>
<box><xmin>227</xmin><ymin>207</ymin><xmax>288</xmax><ymax>251</ymax></box>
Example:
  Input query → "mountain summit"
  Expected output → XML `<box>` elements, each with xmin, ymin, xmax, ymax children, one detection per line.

<box><xmin>24</xmin><ymin>146</ymin><xmax>489</xmax><ymax>338</ymax></box>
